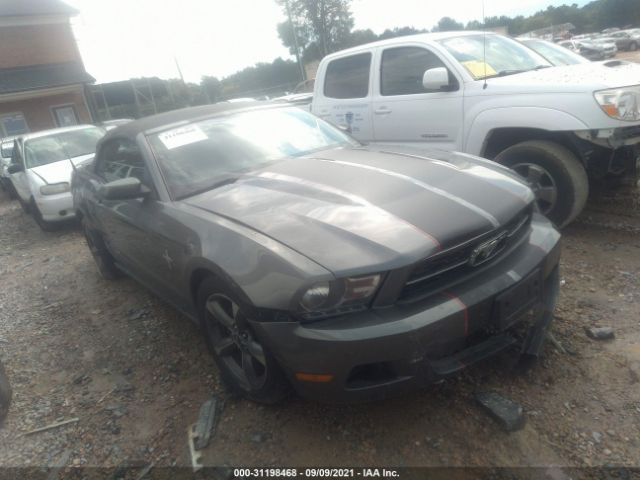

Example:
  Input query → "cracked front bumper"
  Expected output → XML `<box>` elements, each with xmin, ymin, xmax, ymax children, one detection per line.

<box><xmin>251</xmin><ymin>215</ymin><xmax>561</xmax><ymax>402</ymax></box>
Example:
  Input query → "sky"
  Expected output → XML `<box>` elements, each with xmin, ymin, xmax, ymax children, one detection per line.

<box><xmin>66</xmin><ymin>0</ymin><xmax>590</xmax><ymax>84</ymax></box>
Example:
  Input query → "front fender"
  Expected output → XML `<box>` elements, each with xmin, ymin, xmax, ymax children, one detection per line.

<box><xmin>464</xmin><ymin>107</ymin><xmax>590</xmax><ymax>156</ymax></box>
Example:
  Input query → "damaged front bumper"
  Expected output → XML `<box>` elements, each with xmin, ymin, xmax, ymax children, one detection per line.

<box><xmin>252</xmin><ymin>215</ymin><xmax>561</xmax><ymax>403</ymax></box>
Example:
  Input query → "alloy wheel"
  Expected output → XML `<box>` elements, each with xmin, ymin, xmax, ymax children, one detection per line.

<box><xmin>511</xmin><ymin>162</ymin><xmax>558</xmax><ymax>216</ymax></box>
<box><xmin>205</xmin><ymin>294</ymin><xmax>268</xmax><ymax>391</ymax></box>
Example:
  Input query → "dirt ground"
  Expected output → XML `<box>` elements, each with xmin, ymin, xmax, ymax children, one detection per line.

<box><xmin>0</xmin><ymin>176</ymin><xmax>639</xmax><ymax>477</ymax></box>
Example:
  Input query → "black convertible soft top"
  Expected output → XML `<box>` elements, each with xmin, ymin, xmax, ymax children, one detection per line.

<box><xmin>105</xmin><ymin>101</ymin><xmax>283</xmax><ymax>140</ymax></box>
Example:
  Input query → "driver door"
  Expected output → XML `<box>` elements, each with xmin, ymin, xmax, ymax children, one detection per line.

<box><xmin>371</xmin><ymin>45</ymin><xmax>464</xmax><ymax>151</ymax></box>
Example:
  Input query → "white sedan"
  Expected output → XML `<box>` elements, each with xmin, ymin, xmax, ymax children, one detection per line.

<box><xmin>7</xmin><ymin>125</ymin><xmax>105</xmax><ymax>231</ymax></box>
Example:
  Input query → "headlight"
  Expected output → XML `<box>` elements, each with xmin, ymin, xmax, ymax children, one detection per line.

<box><xmin>594</xmin><ymin>86</ymin><xmax>640</xmax><ymax>121</ymax></box>
<box><xmin>298</xmin><ymin>274</ymin><xmax>382</xmax><ymax>317</ymax></box>
<box><xmin>40</xmin><ymin>182</ymin><xmax>70</xmax><ymax>195</ymax></box>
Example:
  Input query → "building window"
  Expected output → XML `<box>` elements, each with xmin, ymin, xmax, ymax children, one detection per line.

<box><xmin>1</xmin><ymin>113</ymin><xmax>29</xmax><ymax>137</ymax></box>
<box><xmin>52</xmin><ymin>105</ymin><xmax>79</xmax><ymax>127</ymax></box>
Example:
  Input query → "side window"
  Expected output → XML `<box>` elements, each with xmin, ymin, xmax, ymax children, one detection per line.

<box><xmin>95</xmin><ymin>139</ymin><xmax>149</xmax><ymax>186</ymax></box>
<box><xmin>381</xmin><ymin>47</ymin><xmax>456</xmax><ymax>96</ymax></box>
<box><xmin>324</xmin><ymin>53</ymin><xmax>371</xmax><ymax>99</ymax></box>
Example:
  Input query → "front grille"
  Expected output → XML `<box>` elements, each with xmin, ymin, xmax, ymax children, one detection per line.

<box><xmin>398</xmin><ymin>206</ymin><xmax>532</xmax><ymax>303</ymax></box>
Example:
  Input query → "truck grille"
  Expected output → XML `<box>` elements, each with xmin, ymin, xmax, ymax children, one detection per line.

<box><xmin>398</xmin><ymin>206</ymin><xmax>533</xmax><ymax>303</ymax></box>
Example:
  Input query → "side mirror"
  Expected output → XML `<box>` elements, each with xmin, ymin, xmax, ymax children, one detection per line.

<box><xmin>98</xmin><ymin>177</ymin><xmax>149</xmax><ymax>200</ymax></box>
<box><xmin>422</xmin><ymin>67</ymin><xmax>451</xmax><ymax>91</ymax></box>
<box><xmin>7</xmin><ymin>164</ymin><xmax>23</xmax><ymax>174</ymax></box>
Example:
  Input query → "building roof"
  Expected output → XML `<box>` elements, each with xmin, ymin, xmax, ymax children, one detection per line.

<box><xmin>0</xmin><ymin>0</ymin><xmax>78</xmax><ymax>17</ymax></box>
<box><xmin>0</xmin><ymin>62</ymin><xmax>94</xmax><ymax>95</ymax></box>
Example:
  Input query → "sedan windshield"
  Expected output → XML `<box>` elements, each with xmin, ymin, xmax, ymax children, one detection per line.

<box><xmin>438</xmin><ymin>34</ymin><xmax>551</xmax><ymax>79</ymax></box>
<box><xmin>25</xmin><ymin>127</ymin><xmax>105</xmax><ymax>168</ymax></box>
<box><xmin>148</xmin><ymin>107</ymin><xmax>358</xmax><ymax>199</ymax></box>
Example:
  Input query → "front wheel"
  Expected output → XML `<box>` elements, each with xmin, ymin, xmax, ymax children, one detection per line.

<box><xmin>495</xmin><ymin>140</ymin><xmax>589</xmax><ymax>228</ymax></box>
<box><xmin>197</xmin><ymin>277</ymin><xmax>289</xmax><ymax>404</ymax></box>
<box><xmin>30</xmin><ymin>199</ymin><xmax>56</xmax><ymax>232</ymax></box>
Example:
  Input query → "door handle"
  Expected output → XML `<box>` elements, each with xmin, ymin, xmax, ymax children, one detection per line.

<box><xmin>374</xmin><ymin>108</ymin><xmax>392</xmax><ymax>115</ymax></box>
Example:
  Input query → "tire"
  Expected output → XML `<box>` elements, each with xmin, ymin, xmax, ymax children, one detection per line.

<box><xmin>629</xmin><ymin>42</ymin><xmax>638</xmax><ymax>52</ymax></box>
<box><xmin>0</xmin><ymin>361</ymin><xmax>11</xmax><ymax>423</ymax></box>
<box><xmin>82</xmin><ymin>219</ymin><xmax>122</xmax><ymax>280</ymax></box>
<box><xmin>30</xmin><ymin>199</ymin><xmax>56</xmax><ymax>232</ymax></box>
<box><xmin>197</xmin><ymin>276</ymin><xmax>289</xmax><ymax>404</ymax></box>
<box><xmin>17</xmin><ymin>194</ymin><xmax>30</xmax><ymax>213</ymax></box>
<box><xmin>495</xmin><ymin>140</ymin><xmax>589</xmax><ymax>228</ymax></box>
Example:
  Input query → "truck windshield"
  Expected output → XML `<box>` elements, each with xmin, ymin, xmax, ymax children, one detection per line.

<box><xmin>24</xmin><ymin>127</ymin><xmax>105</xmax><ymax>168</ymax></box>
<box><xmin>438</xmin><ymin>34</ymin><xmax>552</xmax><ymax>80</ymax></box>
<box><xmin>148</xmin><ymin>107</ymin><xmax>358</xmax><ymax>200</ymax></box>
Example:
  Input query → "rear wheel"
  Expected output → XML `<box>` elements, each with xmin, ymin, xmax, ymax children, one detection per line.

<box><xmin>629</xmin><ymin>41</ymin><xmax>638</xmax><ymax>52</ymax></box>
<box><xmin>197</xmin><ymin>276</ymin><xmax>289</xmax><ymax>404</ymax></box>
<box><xmin>495</xmin><ymin>140</ymin><xmax>589</xmax><ymax>228</ymax></box>
<box><xmin>82</xmin><ymin>219</ymin><xmax>121</xmax><ymax>280</ymax></box>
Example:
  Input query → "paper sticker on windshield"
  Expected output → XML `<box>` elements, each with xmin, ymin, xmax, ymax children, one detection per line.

<box><xmin>461</xmin><ymin>60</ymin><xmax>497</xmax><ymax>79</ymax></box>
<box><xmin>158</xmin><ymin>124</ymin><xmax>207</xmax><ymax>150</ymax></box>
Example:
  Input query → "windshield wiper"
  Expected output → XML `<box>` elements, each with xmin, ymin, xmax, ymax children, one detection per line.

<box><xmin>176</xmin><ymin>176</ymin><xmax>239</xmax><ymax>200</ymax></box>
<box><xmin>484</xmin><ymin>65</ymin><xmax>551</xmax><ymax>79</ymax></box>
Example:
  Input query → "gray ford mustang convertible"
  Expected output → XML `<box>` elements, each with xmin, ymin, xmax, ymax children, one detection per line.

<box><xmin>72</xmin><ymin>102</ymin><xmax>561</xmax><ymax>403</ymax></box>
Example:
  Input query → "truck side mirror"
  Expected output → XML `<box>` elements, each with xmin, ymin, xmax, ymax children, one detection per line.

<box><xmin>422</xmin><ymin>67</ymin><xmax>451</xmax><ymax>91</ymax></box>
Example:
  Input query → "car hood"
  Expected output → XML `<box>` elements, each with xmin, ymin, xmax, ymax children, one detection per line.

<box><xmin>484</xmin><ymin>61</ymin><xmax>640</xmax><ymax>92</ymax></box>
<box><xmin>183</xmin><ymin>147</ymin><xmax>534</xmax><ymax>276</ymax></box>
<box><xmin>29</xmin><ymin>153</ymin><xmax>95</xmax><ymax>184</ymax></box>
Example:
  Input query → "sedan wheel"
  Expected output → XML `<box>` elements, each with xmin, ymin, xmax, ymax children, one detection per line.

<box><xmin>205</xmin><ymin>294</ymin><xmax>269</xmax><ymax>392</ymax></box>
<box><xmin>197</xmin><ymin>277</ymin><xmax>289</xmax><ymax>404</ymax></box>
<box><xmin>30</xmin><ymin>199</ymin><xmax>56</xmax><ymax>232</ymax></box>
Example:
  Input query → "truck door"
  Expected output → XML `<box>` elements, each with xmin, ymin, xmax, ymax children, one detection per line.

<box><xmin>371</xmin><ymin>45</ymin><xmax>464</xmax><ymax>151</ymax></box>
<box><xmin>312</xmin><ymin>51</ymin><xmax>374</xmax><ymax>141</ymax></box>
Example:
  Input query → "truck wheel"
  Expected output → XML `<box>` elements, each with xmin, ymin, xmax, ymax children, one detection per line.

<box><xmin>197</xmin><ymin>276</ymin><xmax>289</xmax><ymax>404</ymax></box>
<box><xmin>82</xmin><ymin>220</ymin><xmax>121</xmax><ymax>280</ymax></box>
<box><xmin>0</xmin><ymin>361</ymin><xmax>11</xmax><ymax>423</ymax></box>
<box><xmin>495</xmin><ymin>140</ymin><xmax>588</xmax><ymax>228</ymax></box>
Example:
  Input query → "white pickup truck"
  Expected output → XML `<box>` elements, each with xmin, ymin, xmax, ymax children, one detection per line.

<box><xmin>311</xmin><ymin>31</ymin><xmax>640</xmax><ymax>226</ymax></box>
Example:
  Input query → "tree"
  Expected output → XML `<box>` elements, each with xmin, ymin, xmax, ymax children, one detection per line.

<box><xmin>201</xmin><ymin>76</ymin><xmax>222</xmax><ymax>103</ymax></box>
<box><xmin>276</xmin><ymin>0</ymin><xmax>354</xmax><ymax>61</ymax></box>
<box><xmin>432</xmin><ymin>16</ymin><xmax>464</xmax><ymax>32</ymax></box>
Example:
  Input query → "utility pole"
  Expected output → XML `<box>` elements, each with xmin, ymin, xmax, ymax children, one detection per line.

<box><xmin>285</xmin><ymin>0</ymin><xmax>306</xmax><ymax>81</ymax></box>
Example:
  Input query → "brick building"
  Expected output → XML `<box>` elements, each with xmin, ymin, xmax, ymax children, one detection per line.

<box><xmin>0</xmin><ymin>0</ymin><xmax>94</xmax><ymax>138</ymax></box>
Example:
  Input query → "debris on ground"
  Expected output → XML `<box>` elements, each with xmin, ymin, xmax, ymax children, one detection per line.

<box><xmin>23</xmin><ymin>418</ymin><xmax>79</xmax><ymax>436</ymax></box>
<box><xmin>585</xmin><ymin>326</ymin><xmax>615</xmax><ymax>340</ymax></box>
<box><xmin>474</xmin><ymin>392</ymin><xmax>526</xmax><ymax>432</ymax></box>
<box><xmin>193</xmin><ymin>397</ymin><xmax>223</xmax><ymax>450</ymax></box>
<box><xmin>187</xmin><ymin>424</ymin><xmax>204</xmax><ymax>472</ymax></box>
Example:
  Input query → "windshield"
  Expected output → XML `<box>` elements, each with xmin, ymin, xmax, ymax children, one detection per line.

<box><xmin>438</xmin><ymin>34</ymin><xmax>551</xmax><ymax>79</ymax></box>
<box><xmin>521</xmin><ymin>39</ymin><xmax>589</xmax><ymax>66</ymax></box>
<box><xmin>148</xmin><ymin>107</ymin><xmax>357</xmax><ymax>199</ymax></box>
<box><xmin>24</xmin><ymin>127</ymin><xmax>105</xmax><ymax>168</ymax></box>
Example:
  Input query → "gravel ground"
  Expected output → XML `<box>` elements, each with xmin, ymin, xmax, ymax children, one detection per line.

<box><xmin>0</xmin><ymin>184</ymin><xmax>639</xmax><ymax>475</ymax></box>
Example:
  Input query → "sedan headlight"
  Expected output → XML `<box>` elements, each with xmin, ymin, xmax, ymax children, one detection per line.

<box><xmin>594</xmin><ymin>86</ymin><xmax>640</xmax><ymax>121</ymax></box>
<box><xmin>298</xmin><ymin>274</ymin><xmax>382</xmax><ymax>318</ymax></box>
<box><xmin>40</xmin><ymin>182</ymin><xmax>70</xmax><ymax>195</ymax></box>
